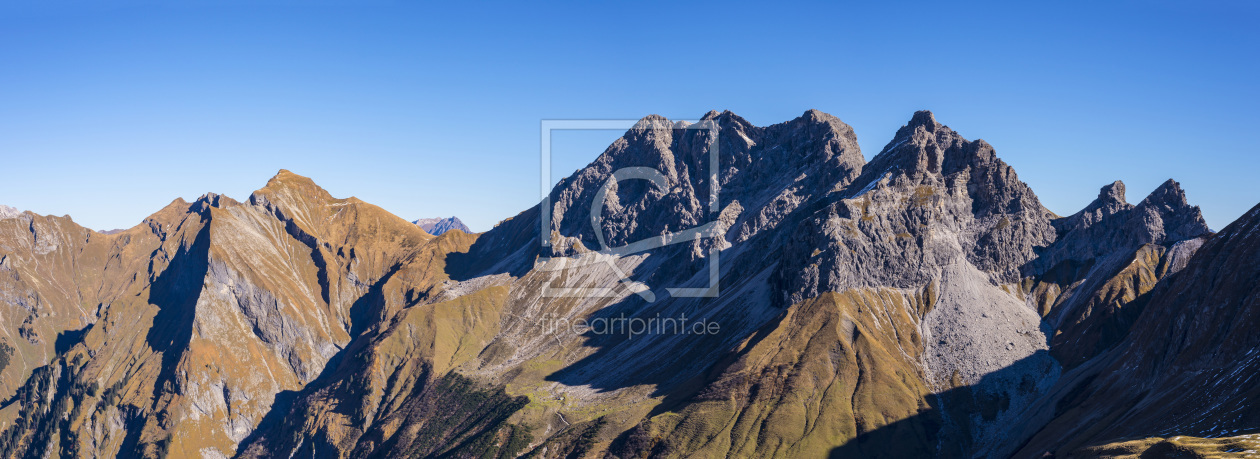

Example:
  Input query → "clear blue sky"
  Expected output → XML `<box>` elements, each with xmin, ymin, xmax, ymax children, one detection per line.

<box><xmin>1</xmin><ymin>1</ymin><xmax>1256</xmax><ymax>232</ymax></box>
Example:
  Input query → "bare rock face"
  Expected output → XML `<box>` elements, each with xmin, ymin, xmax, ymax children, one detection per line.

<box><xmin>0</xmin><ymin>111</ymin><xmax>1244</xmax><ymax>459</ymax></box>
<box><xmin>413</xmin><ymin>216</ymin><xmax>470</xmax><ymax>235</ymax></box>
<box><xmin>1016</xmin><ymin>202</ymin><xmax>1260</xmax><ymax>457</ymax></box>
<box><xmin>777</xmin><ymin>110</ymin><xmax>1056</xmax><ymax>305</ymax></box>
<box><xmin>0</xmin><ymin>205</ymin><xmax>18</xmax><ymax>220</ymax></box>
<box><xmin>1017</xmin><ymin>178</ymin><xmax>1212</xmax><ymax>372</ymax></box>
<box><xmin>544</xmin><ymin>109</ymin><xmax>864</xmax><ymax>254</ymax></box>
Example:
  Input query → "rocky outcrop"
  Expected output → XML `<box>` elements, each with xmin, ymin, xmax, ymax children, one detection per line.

<box><xmin>777</xmin><ymin>110</ymin><xmax>1056</xmax><ymax>304</ymax></box>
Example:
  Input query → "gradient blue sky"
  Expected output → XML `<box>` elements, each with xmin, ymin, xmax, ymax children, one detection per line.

<box><xmin>1</xmin><ymin>1</ymin><xmax>1257</xmax><ymax>232</ymax></box>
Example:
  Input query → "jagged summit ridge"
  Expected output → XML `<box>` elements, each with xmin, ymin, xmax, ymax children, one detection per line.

<box><xmin>800</xmin><ymin>111</ymin><xmax>1056</xmax><ymax>289</ymax></box>
<box><xmin>533</xmin><ymin>108</ymin><xmax>865</xmax><ymax>257</ymax></box>
<box><xmin>1037</xmin><ymin>178</ymin><xmax>1209</xmax><ymax>274</ymax></box>
<box><xmin>1062</xmin><ymin>180</ymin><xmax>1130</xmax><ymax>229</ymax></box>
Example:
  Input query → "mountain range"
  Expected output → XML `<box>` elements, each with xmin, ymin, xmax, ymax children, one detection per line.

<box><xmin>412</xmin><ymin>217</ymin><xmax>471</xmax><ymax>236</ymax></box>
<box><xmin>0</xmin><ymin>110</ymin><xmax>1256</xmax><ymax>458</ymax></box>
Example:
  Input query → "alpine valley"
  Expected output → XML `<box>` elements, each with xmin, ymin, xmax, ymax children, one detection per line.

<box><xmin>1</xmin><ymin>110</ymin><xmax>1257</xmax><ymax>458</ymax></box>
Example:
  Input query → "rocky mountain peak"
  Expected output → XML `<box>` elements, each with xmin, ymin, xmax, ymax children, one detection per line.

<box><xmin>781</xmin><ymin>109</ymin><xmax>856</xmax><ymax>141</ymax></box>
<box><xmin>802</xmin><ymin>107</ymin><xmax>834</xmax><ymax>122</ymax></box>
<box><xmin>0</xmin><ymin>204</ymin><xmax>20</xmax><ymax>219</ymax></box>
<box><xmin>158</xmin><ymin>197</ymin><xmax>190</xmax><ymax>213</ymax></box>
<box><xmin>1129</xmin><ymin>178</ymin><xmax>1209</xmax><ymax>244</ymax></box>
<box><xmin>865</xmin><ymin>110</ymin><xmax>1004</xmax><ymax>181</ymax></box>
<box><xmin>853</xmin><ymin>112</ymin><xmax>1047</xmax><ymax>222</ymax></box>
<box><xmin>1017</xmin><ymin>199</ymin><xmax>1260</xmax><ymax>457</ymax></box>
<box><xmin>741</xmin><ymin>109</ymin><xmax>857</xmax><ymax>160</ymax></box>
<box><xmin>695</xmin><ymin>110</ymin><xmax>757</xmax><ymax>145</ymax></box>
<box><xmin>699</xmin><ymin>109</ymin><xmax>737</xmax><ymax>121</ymax></box>
<box><xmin>1055</xmin><ymin>181</ymin><xmax>1132</xmax><ymax>234</ymax></box>
<box><xmin>193</xmin><ymin>192</ymin><xmax>237</xmax><ymax>211</ymax></box>
<box><xmin>628</xmin><ymin>114</ymin><xmax>673</xmax><ymax>132</ymax></box>
<box><xmin>249</xmin><ymin>169</ymin><xmax>337</xmax><ymax>210</ymax></box>
<box><xmin>1139</xmin><ymin>178</ymin><xmax>1190</xmax><ymax>209</ymax></box>
<box><xmin>258</xmin><ymin>169</ymin><xmax>330</xmax><ymax>195</ymax></box>
<box><xmin>906</xmin><ymin>109</ymin><xmax>939</xmax><ymax>131</ymax></box>
<box><xmin>413</xmin><ymin>216</ymin><xmax>470</xmax><ymax>236</ymax></box>
<box><xmin>1099</xmin><ymin>180</ymin><xmax>1127</xmax><ymax>204</ymax></box>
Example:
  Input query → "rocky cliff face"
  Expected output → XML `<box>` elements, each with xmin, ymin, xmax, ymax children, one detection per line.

<box><xmin>413</xmin><ymin>217</ymin><xmax>471</xmax><ymax>236</ymax></box>
<box><xmin>0</xmin><ymin>111</ymin><xmax>1250</xmax><ymax>459</ymax></box>
<box><xmin>1013</xmin><ymin>201</ymin><xmax>1260</xmax><ymax>457</ymax></box>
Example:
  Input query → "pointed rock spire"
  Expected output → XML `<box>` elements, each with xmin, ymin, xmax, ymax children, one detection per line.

<box><xmin>868</xmin><ymin>110</ymin><xmax>977</xmax><ymax>177</ymax></box>
<box><xmin>1137</xmin><ymin>179</ymin><xmax>1190</xmax><ymax>209</ymax></box>
<box><xmin>1099</xmin><ymin>180</ymin><xmax>1127</xmax><ymax>205</ymax></box>
<box><xmin>1129</xmin><ymin>179</ymin><xmax>1209</xmax><ymax>243</ymax></box>
<box><xmin>1058</xmin><ymin>180</ymin><xmax>1133</xmax><ymax>234</ymax></box>
<box><xmin>907</xmin><ymin>110</ymin><xmax>939</xmax><ymax>132</ymax></box>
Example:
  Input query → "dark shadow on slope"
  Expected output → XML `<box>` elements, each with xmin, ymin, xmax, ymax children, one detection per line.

<box><xmin>828</xmin><ymin>350</ymin><xmax>1059</xmax><ymax>459</ymax></box>
<box><xmin>231</xmin><ymin>356</ymin><xmax>347</xmax><ymax>458</ymax></box>
<box><xmin>536</xmin><ymin>164</ymin><xmax>831</xmax><ymax>396</ymax></box>
<box><xmin>252</xmin><ymin>200</ymin><xmax>333</xmax><ymax>305</ymax></box>
<box><xmin>0</xmin><ymin>341</ymin><xmax>11</xmax><ymax>378</ymax></box>
<box><xmin>234</xmin><ymin>263</ymin><xmax>416</xmax><ymax>458</ymax></box>
<box><xmin>1020</xmin><ymin>244</ymin><xmax>1173</xmax><ymax>369</ymax></box>
<box><xmin>445</xmin><ymin>206</ymin><xmax>542</xmax><ymax>282</ymax></box>
<box><xmin>0</xmin><ymin>362</ymin><xmax>78</xmax><ymax>458</ymax></box>
<box><xmin>642</xmin><ymin>307</ymin><xmax>788</xmax><ymax>421</ymax></box>
<box><xmin>0</xmin><ymin>340</ymin><xmax>152</xmax><ymax>457</ymax></box>
<box><xmin>356</xmin><ymin>371</ymin><xmax>530</xmax><ymax>459</ymax></box>
<box><xmin>54</xmin><ymin>324</ymin><xmax>92</xmax><ymax>355</ymax></box>
<box><xmin>237</xmin><ymin>313</ymin><xmax>533</xmax><ymax>458</ymax></box>
<box><xmin>540</xmin><ymin>280</ymin><xmax>714</xmax><ymax>392</ymax></box>
<box><xmin>144</xmin><ymin>219</ymin><xmax>211</xmax><ymax>403</ymax></box>
<box><xmin>540</xmin><ymin>238</ymin><xmax>780</xmax><ymax>399</ymax></box>
<box><xmin>348</xmin><ymin>265</ymin><xmax>401</xmax><ymax>337</ymax></box>
<box><xmin>602</xmin><ymin>309</ymin><xmax>791</xmax><ymax>457</ymax></box>
<box><xmin>123</xmin><ymin>217</ymin><xmax>212</xmax><ymax>456</ymax></box>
